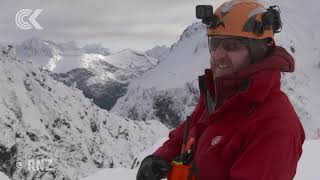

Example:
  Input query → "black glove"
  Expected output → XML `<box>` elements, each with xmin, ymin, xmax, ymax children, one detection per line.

<box><xmin>136</xmin><ymin>155</ymin><xmax>172</xmax><ymax>180</ymax></box>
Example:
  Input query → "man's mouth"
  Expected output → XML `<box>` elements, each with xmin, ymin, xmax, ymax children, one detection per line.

<box><xmin>217</xmin><ymin>64</ymin><xmax>230</xmax><ymax>69</ymax></box>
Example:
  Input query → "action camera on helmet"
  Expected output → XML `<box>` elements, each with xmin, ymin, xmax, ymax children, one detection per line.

<box><xmin>196</xmin><ymin>5</ymin><xmax>223</xmax><ymax>29</ymax></box>
<box><xmin>196</xmin><ymin>5</ymin><xmax>213</xmax><ymax>20</ymax></box>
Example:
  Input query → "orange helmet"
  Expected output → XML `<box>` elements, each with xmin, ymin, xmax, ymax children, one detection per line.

<box><xmin>198</xmin><ymin>0</ymin><xmax>282</xmax><ymax>41</ymax></box>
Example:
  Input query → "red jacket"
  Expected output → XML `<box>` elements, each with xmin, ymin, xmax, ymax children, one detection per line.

<box><xmin>154</xmin><ymin>47</ymin><xmax>305</xmax><ymax>180</ymax></box>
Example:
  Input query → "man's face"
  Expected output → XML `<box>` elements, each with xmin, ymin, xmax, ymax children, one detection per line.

<box><xmin>209</xmin><ymin>36</ymin><xmax>251</xmax><ymax>78</ymax></box>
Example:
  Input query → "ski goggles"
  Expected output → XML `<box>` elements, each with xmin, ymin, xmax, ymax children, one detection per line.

<box><xmin>208</xmin><ymin>36</ymin><xmax>249</xmax><ymax>52</ymax></box>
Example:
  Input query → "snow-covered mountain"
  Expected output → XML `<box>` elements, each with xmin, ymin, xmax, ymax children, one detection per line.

<box><xmin>14</xmin><ymin>37</ymin><xmax>63</xmax><ymax>72</ymax></box>
<box><xmin>112</xmin><ymin>23</ymin><xmax>208</xmax><ymax>128</ymax></box>
<box><xmin>15</xmin><ymin>38</ymin><xmax>159</xmax><ymax>110</ymax></box>
<box><xmin>0</xmin><ymin>45</ymin><xmax>168</xmax><ymax>180</ymax></box>
<box><xmin>82</xmin><ymin>44</ymin><xmax>110</xmax><ymax>56</ymax></box>
<box><xmin>145</xmin><ymin>45</ymin><xmax>170</xmax><ymax>62</ymax></box>
<box><xmin>52</xmin><ymin>49</ymin><xmax>159</xmax><ymax>110</ymax></box>
<box><xmin>112</xmin><ymin>0</ymin><xmax>320</xmax><ymax>139</ymax></box>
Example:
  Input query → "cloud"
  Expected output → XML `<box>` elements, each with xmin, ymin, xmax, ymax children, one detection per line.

<box><xmin>0</xmin><ymin>0</ymin><xmax>217</xmax><ymax>51</ymax></box>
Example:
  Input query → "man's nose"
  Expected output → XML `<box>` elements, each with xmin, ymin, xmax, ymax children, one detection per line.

<box><xmin>211</xmin><ymin>45</ymin><xmax>227</xmax><ymax>61</ymax></box>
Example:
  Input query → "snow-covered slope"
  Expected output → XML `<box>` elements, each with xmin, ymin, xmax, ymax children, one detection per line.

<box><xmin>81</xmin><ymin>137</ymin><xmax>168</xmax><ymax>180</ymax></box>
<box><xmin>0</xmin><ymin>171</ymin><xmax>10</xmax><ymax>180</ymax></box>
<box><xmin>112</xmin><ymin>0</ymin><xmax>320</xmax><ymax>138</ymax></box>
<box><xmin>52</xmin><ymin>49</ymin><xmax>159</xmax><ymax>110</ymax></box>
<box><xmin>136</xmin><ymin>23</ymin><xmax>209</xmax><ymax>90</ymax></box>
<box><xmin>145</xmin><ymin>45</ymin><xmax>170</xmax><ymax>62</ymax></box>
<box><xmin>0</xmin><ymin>45</ymin><xmax>169</xmax><ymax>180</ymax></box>
<box><xmin>112</xmin><ymin>23</ymin><xmax>208</xmax><ymax>128</ymax></box>
<box><xmin>15</xmin><ymin>38</ymin><xmax>160</xmax><ymax>110</ymax></box>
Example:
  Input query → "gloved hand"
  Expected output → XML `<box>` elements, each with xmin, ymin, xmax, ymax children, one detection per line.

<box><xmin>136</xmin><ymin>155</ymin><xmax>172</xmax><ymax>180</ymax></box>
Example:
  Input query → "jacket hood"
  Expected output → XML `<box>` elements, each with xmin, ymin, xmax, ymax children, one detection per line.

<box><xmin>199</xmin><ymin>46</ymin><xmax>295</xmax><ymax>111</ymax></box>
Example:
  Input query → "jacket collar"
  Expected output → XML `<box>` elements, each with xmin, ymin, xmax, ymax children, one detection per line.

<box><xmin>198</xmin><ymin>46</ymin><xmax>295</xmax><ymax>113</ymax></box>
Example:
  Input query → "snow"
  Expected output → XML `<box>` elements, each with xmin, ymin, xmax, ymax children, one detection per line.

<box><xmin>81</xmin><ymin>168</ymin><xmax>137</xmax><ymax>180</ymax></box>
<box><xmin>81</xmin><ymin>139</ymin><xmax>320</xmax><ymax>180</ymax></box>
<box><xmin>15</xmin><ymin>37</ymin><xmax>158</xmax><ymax>76</ymax></box>
<box><xmin>50</xmin><ymin>48</ymin><xmax>158</xmax><ymax>86</ymax></box>
<box><xmin>104</xmin><ymin>49</ymin><xmax>159</xmax><ymax>72</ymax></box>
<box><xmin>111</xmin><ymin>24</ymin><xmax>208</xmax><ymax>127</ymax></box>
<box><xmin>136</xmin><ymin>23</ymin><xmax>210</xmax><ymax>90</ymax></box>
<box><xmin>0</xmin><ymin>172</ymin><xmax>10</xmax><ymax>180</ymax></box>
<box><xmin>0</xmin><ymin>45</ymin><xmax>169</xmax><ymax>179</ymax></box>
<box><xmin>14</xmin><ymin>38</ymin><xmax>162</xmax><ymax>111</ymax></box>
<box><xmin>14</xmin><ymin>37</ymin><xmax>63</xmax><ymax>71</ymax></box>
<box><xmin>146</xmin><ymin>45</ymin><xmax>170</xmax><ymax>62</ymax></box>
<box><xmin>15</xmin><ymin>38</ymin><xmax>160</xmax><ymax>86</ymax></box>
<box><xmin>81</xmin><ymin>137</ymin><xmax>168</xmax><ymax>180</ymax></box>
<box><xmin>295</xmin><ymin>140</ymin><xmax>320</xmax><ymax>180</ymax></box>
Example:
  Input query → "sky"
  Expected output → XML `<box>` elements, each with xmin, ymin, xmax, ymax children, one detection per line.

<box><xmin>0</xmin><ymin>0</ymin><xmax>225</xmax><ymax>52</ymax></box>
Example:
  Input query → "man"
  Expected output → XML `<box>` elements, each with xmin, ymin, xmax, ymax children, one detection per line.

<box><xmin>137</xmin><ymin>0</ymin><xmax>305</xmax><ymax>180</ymax></box>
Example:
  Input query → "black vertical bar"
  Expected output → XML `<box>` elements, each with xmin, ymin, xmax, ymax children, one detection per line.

<box><xmin>182</xmin><ymin>116</ymin><xmax>191</xmax><ymax>155</ymax></box>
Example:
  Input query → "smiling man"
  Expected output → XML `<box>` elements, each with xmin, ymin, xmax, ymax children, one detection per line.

<box><xmin>136</xmin><ymin>0</ymin><xmax>305</xmax><ymax>180</ymax></box>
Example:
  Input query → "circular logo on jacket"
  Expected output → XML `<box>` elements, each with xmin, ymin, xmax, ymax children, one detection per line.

<box><xmin>211</xmin><ymin>136</ymin><xmax>222</xmax><ymax>146</ymax></box>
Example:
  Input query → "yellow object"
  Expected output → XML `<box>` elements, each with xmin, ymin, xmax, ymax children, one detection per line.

<box><xmin>208</xmin><ymin>0</ymin><xmax>274</xmax><ymax>40</ymax></box>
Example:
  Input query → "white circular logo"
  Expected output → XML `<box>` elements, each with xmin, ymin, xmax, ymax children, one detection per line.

<box><xmin>211</xmin><ymin>136</ymin><xmax>222</xmax><ymax>146</ymax></box>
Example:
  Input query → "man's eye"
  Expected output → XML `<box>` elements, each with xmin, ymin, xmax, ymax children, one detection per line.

<box><xmin>225</xmin><ymin>42</ymin><xmax>238</xmax><ymax>50</ymax></box>
<box><xmin>210</xmin><ymin>40</ymin><xmax>220</xmax><ymax>50</ymax></box>
<box><xmin>224</xmin><ymin>40</ymin><xmax>243</xmax><ymax>51</ymax></box>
